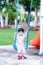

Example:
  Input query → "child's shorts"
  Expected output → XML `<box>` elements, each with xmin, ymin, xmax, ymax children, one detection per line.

<box><xmin>16</xmin><ymin>43</ymin><xmax>26</xmax><ymax>53</ymax></box>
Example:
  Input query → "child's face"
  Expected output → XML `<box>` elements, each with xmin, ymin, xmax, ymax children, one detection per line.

<box><xmin>18</xmin><ymin>31</ymin><xmax>24</xmax><ymax>36</ymax></box>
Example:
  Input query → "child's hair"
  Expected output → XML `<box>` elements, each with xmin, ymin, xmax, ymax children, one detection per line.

<box><xmin>18</xmin><ymin>28</ymin><xmax>24</xmax><ymax>32</ymax></box>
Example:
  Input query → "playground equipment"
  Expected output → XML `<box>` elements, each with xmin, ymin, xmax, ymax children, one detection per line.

<box><xmin>13</xmin><ymin>0</ymin><xmax>33</xmax><ymax>51</ymax></box>
<box><xmin>39</xmin><ymin>0</ymin><xmax>43</xmax><ymax>55</ymax></box>
<box><xmin>30</xmin><ymin>31</ymin><xmax>40</xmax><ymax>49</ymax></box>
<box><xmin>30</xmin><ymin>0</ymin><xmax>43</xmax><ymax>55</ymax></box>
<box><xmin>13</xmin><ymin>0</ymin><xmax>43</xmax><ymax>55</ymax></box>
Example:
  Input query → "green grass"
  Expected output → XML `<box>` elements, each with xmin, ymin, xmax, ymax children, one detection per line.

<box><xmin>0</xmin><ymin>28</ymin><xmax>37</xmax><ymax>45</ymax></box>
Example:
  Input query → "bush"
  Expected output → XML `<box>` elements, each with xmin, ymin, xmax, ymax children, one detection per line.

<box><xmin>2</xmin><ymin>7</ymin><xmax>7</xmax><ymax>19</ymax></box>
<box><xmin>22</xmin><ymin>13</ymin><xmax>35</xmax><ymax>23</ymax></box>
<box><xmin>30</xmin><ymin>15</ymin><xmax>35</xmax><ymax>22</ymax></box>
<box><xmin>8</xmin><ymin>9</ymin><xmax>16</xmax><ymax>23</ymax></box>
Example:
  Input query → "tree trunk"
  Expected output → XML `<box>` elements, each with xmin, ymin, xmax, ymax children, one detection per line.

<box><xmin>34</xmin><ymin>8</ymin><xmax>38</xmax><ymax>27</ymax></box>
<box><xmin>5</xmin><ymin>12</ymin><xmax>8</xmax><ymax>26</ymax></box>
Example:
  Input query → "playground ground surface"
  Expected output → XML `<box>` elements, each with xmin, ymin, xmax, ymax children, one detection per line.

<box><xmin>0</xmin><ymin>45</ymin><xmax>43</xmax><ymax>65</ymax></box>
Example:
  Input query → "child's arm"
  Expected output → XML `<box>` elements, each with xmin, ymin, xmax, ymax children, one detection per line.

<box><xmin>23</xmin><ymin>25</ymin><xmax>29</xmax><ymax>38</ymax></box>
<box><xmin>23</xmin><ymin>29</ymin><xmax>28</xmax><ymax>38</ymax></box>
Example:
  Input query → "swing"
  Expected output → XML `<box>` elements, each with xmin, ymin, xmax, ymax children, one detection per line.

<box><xmin>13</xmin><ymin>0</ymin><xmax>33</xmax><ymax>51</ymax></box>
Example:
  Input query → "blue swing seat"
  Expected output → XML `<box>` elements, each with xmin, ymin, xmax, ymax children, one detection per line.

<box><xmin>13</xmin><ymin>42</ymin><xmax>28</xmax><ymax>51</ymax></box>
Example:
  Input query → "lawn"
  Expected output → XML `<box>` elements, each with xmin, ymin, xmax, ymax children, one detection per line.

<box><xmin>0</xmin><ymin>28</ymin><xmax>37</xmax><ymax>45</ymax></box>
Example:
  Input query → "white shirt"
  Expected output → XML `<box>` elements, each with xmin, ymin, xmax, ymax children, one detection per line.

<box><xmin>14</xmin><ymin>30</ymin><xmax>28</xmax><ymax>52</ymax></box>
<box><xmin>14</xmin><ymin>30</ymin><xmax>28</xmax><ymax>45</ymax></box>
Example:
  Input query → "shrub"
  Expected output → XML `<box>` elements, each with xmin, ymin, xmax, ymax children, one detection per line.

<box><xmin>30</xmin><ymin>15</ymin><xmax>35</xmax><ymax>22</ymax></box>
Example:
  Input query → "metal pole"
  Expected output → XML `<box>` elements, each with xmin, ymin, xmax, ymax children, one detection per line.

<box><xmin>26</xmin><ymin>0</ymin><xmax>33</xmax><ymax>49</ymax></box>
<box><xmin>16</xmin><ymin>0</ymin><xmax>19</xmax><ymax>32</ymax></box>
<box><xmin>39</xmin><ymin>0</ymin><xmax>43</xmax><ymax>55</ymax></box>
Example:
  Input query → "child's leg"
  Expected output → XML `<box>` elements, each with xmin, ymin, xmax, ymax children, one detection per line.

<box><xmin>18</xmin><ymin>52</ymin><xmax>22</xmax><ymax>56</ymax></box>
<box><xmin>21</xmin><ymin>47</ymin><xmax>27</xmax><ymax>59</ymax></box>
<box><xmin>22</xmin><ymin>47</ymin><xmax>26</xmax><ymax>55</ymax></box>
<box><xmin>16</xmin><ymin>44</ymin><xmax>22</xmax><ymax>59</ymax></box>
<box><xmin>18</xmin><ymin>52</ymin><xmax>22</xmax><ymax>60</ymax></box>
<box><xmin>17</xmin><ymin>48</ymin><xmax>22</xmax><ymax>60</ymax></box>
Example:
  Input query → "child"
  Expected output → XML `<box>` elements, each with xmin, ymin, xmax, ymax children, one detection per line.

<box><xmin>15</xmin><ymin>26</ymin><xmax>28</xmax><ymax>60</ymax></box>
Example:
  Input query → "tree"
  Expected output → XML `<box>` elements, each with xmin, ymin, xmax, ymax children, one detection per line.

<box><xmin>19</xmin><ymin>0</ymin><xmax>40</xmax><ymax>26</ymax></box>
<box><xmin>19</xmin><ymin>0</ymin><xmax>30</xmax><ymax>12</ymax></box>
<box><xmin>33</xmin><ymin>0</ymin><xmax>40</xmax><ymax>27</ymax></box>
<box><xmin>19</xmin><ymin>0</ymin><xmax>40</xmax><ymax>12</ymax></box>
<box><xmin>8</xmin><ymin>4</ymin><xmax>16</xmax><ymax>24</ymax></box>
<box><xmin>0</xmin><ymin>0</ymin><xmax>17</xmax><ymax>24</ymax></box>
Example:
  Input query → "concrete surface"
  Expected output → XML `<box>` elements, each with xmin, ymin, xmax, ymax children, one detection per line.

<box><xmin>0</xmin><ymin>45</ymin><xmax>43</xmax><ymax>65</ymax></box>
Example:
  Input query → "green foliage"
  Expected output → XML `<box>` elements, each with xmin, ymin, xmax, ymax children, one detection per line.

<box><xmin>33</xmin><ymin>0</ymin><xmax>40</xmax><ymax>9</ymax></box>
<box><xmin>19</xmin><ymin>0</ymin><xmax>30</xmax><ymax>11</ymax></box>
<box><xmin>2</xmin><ymin>4</ymin><xmax>16</xmax><ymax>23</ymax></box>
<box><xmin>21</xmin><ymin>13</ymin><xmax>35</xmax><ymax>23</ymax></box>
<box><xmin>0</xmin><ymin>0</ymin><xmax>16</xmax><ymax>24</ymax></box>
<box><xmin>19</xmin><ymin>0</ymin><xmax>40</xmax><ymax>24</ymax></box>
<box><xmin>8</xmin><ymin>4</ymin><xmax>16</xmax><ymax>23</ymax></box>
<box><xmin>1</xmin><ymin>0</ymin><xmax>8</xmax><ymax>9</ymax></box>
<box><xmin>8</xmin><ymin>10</ymin><xmax>16</xmax><ymax>23</ymax></box>
<box><xmin>24</xmin><ymin>13</ymin><xmax>28</xmax><ymax>22</ymax></box>
<box><xmin>1</xmin><ymin>0</ymin><xmax>40</xmax><ymax>24</ymax></box>
<box><xmin>30</xmin><ymin>15</ymin><xmax>35</xmax><ymax>21</ymax></box>
<box><xmin>19</xmin><ymin>0</ymin><xmax>40</xmax><ymax>11</ymax></box>
<box><xmin>2</xmin><ymin>7</ymin><xmax>7</xmax><ymax>19</ymax></box>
